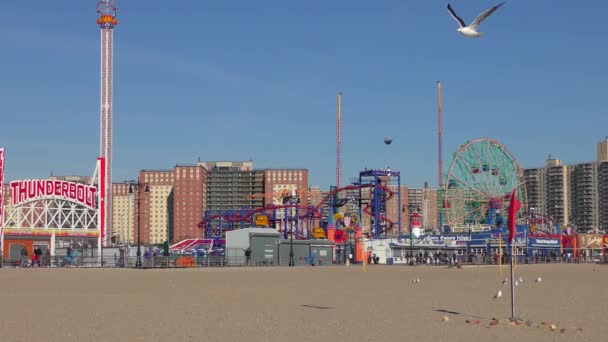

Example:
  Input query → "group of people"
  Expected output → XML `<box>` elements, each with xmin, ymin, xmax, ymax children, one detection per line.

<box><xmin>408</xmin><ymin>252</ymin><xmax>458</xmax><ymax>266</ymax></box>
<box><xmin>17</xmin><ymin>245</ymin><xmax>78</xmax><ymax>267</ymax></box>
<box><xmin>19</xmin><ymin>246</ymin><xmax>49</xmax><ymax>267</ymax></box>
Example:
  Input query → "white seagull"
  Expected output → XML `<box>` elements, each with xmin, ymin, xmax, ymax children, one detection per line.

<box><xmin>535</xmin><ymin>277</ymin><xmax>542</xmax><ymax>283</ymax></box>
<box><xmin>493</xmin><ymin>290</ymin><xmax>502</xmax><ymax>299</ymax></box>
<box><xmin>447</xmin><ymin>2</ymin><xmax>505</xmax><ymax>38</ymax></box>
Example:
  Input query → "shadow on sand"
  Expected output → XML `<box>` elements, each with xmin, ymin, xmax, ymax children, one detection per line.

<box><xmin>434</xmin><ymin>308</ymin><xmax>491</xmax><ymax>320</ymax></box>
<box><xmin>301</xmin><ymin>305</ymin><xmax>336</xmax><ymax>310</ymax></box>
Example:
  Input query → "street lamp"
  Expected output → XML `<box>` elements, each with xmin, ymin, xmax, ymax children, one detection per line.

<box><xmin>128</xmin><ymin>180</ymin><xmax>149</xmax><ymax>269</ymax></box>
<box><xmin>284</xmin><ymin>192</ymin><xmax>299</xmax><ymax>267</ymax></box>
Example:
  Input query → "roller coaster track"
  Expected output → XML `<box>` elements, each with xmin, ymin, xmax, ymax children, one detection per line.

<box><xmin>199</xmin><ymin>184</ymin><xmax>396</xmax><ymax>235</ymax></box>
<box><xmin>200</xmin><ymin>204</ymin><xmax>322</xmax><ymax>226</ymax></box>
<box><xmin>314</xmin><ymin>184</ymin><xmax>395</xmax><ymax>234</ymax></box>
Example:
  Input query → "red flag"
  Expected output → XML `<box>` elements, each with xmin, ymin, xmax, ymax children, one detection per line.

<box><xmin>507</xmin><ymin>189</ymin><xmax>521</xmax><ymax>242</ymax></box>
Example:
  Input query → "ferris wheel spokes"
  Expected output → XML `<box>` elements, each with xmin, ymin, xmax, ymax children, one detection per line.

<box><xmin>470</xmin><ymin>142</ymin><xmax>497</xmax><ymax>195</ymax></box>
<box><xmin>448</xmin><ymin>173</ymin><xmax>491</xmax><ymax>200</ymax></box>
<box><xmin>456</xmin><ymin>153</ymin><xmax>493</xmax><ymax>196</ymax></box>
<box><xmin>449</xmin><ymin>202</ymin><xmax>490</xmax><ymax>227</ymax></box>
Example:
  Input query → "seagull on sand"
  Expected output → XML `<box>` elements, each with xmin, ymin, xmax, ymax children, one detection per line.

<box><xmin>447</xmin><ymin>2</ymin><xmax>505</xmax><ymax>38</ymax></box>
<box><xmin>518</xmin><ymin>276</ymin><xmax>524</xmax><ymax>283</ymax></box>
<box><xmin>535</xmin><ymin>277</ymin><xmax>542</xmax><ymax>283</ymax></box>
<box><xmin>502</xmin><ymin>277</ymin><xmax>508</xmax><ymax>285</ymax></box>
<box><xmin>493</xmin><ymin>290</ymin><xmax>502</xmax><ymax>299</ymax></box>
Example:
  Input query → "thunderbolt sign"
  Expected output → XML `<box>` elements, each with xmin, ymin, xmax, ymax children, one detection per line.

<box><xmin>10</xmin><ymin>180</ymin><xmax>98</xmax><ymax>209</ymax></box>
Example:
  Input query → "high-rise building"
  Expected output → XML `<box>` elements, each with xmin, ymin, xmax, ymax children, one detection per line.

<box><xmin>422</xmin><ymin>186</ymin><xmax>439</xmax><ymax>230</ymax></box>
<box><xmin>597</xmin><ymin>138</ymin><xmax>608</xmax><ymax>163</ymax></box>
<box><xmin>138</xmin><ymin>170</ymin><xmax>174</xmax><ymax>245</ymax></box>
<box><xmin>112</xmin><ymin>183</ymin><xmax>134</xmax><ymax>244</ymax></box>
<box><xmin>408</xmin><ymin>188</ymin><xmax>423</xmax><ymax>214</ymax></box>
<box><xmin>48</xmin><ymin>175</ymin><xmax>93</xmax><ymax>184</ymax></box>
<box><xmin>172</xmin><ymin>165</ymin><xmax>207</xmax><ymax>243</ymax></box>
<box><xmin>197</xmin><ymin>161</ymin><xmax>264</xmax><ymax>212</ymax></box>
<box><xmin>599</xmin><ymin>162</ymin><xmax>608</xmax><ymax>230</ymax></box>
<box><xmin>524</xmin><ymin>140</ymin><xmax>608</xmax><ymax>231</ymax></box>
<box><xmin>571</xmin><ymin>163</ymin><xmax>599</xmax><ymax>231</ymax></box>
<box><xmin>308</xmin><ymin>186</ymin><xmax>324</xmax><ymax>207</ymax></box>
<box><xmin>383</xmin><ymin>184</ymin><xmax>407</xmax><ymax>235</ymax></box>
<box><xmin>523</xmin><ymin>168</ymin><xmax>547</xmax><ymax>219</ymax></box>
<box><xmin>262</xmin><ymin>169</ymin><xmax>308</xmax><ymax>231</ymax></box>
<box><xmin>308</xmin><ymin>186</ymin><xmax>329</xmax><ymax>228</ymax></box>
<box><xmin>545</xmin><ymin>158</ymin><xmax>570</xmax><ymax>226</ymax></box>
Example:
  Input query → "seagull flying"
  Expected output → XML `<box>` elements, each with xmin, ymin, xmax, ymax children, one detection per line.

<box><xmin>493</xmin><ymin>290</ymin><xmax>502</xmax><ymax>299</ymax></box>
<box><xmin>447</xmin><ymin>2</ymin><xmax>505</xmax><ymax>38</ymax></box>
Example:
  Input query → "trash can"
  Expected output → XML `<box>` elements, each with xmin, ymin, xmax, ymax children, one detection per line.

<box><xmin>387</xmin><ymin>257</ymin><xmax>394</xmax><ymax>265</ymax></box>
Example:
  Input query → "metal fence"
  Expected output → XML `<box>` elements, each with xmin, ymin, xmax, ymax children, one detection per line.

<box><xmin>1</xmin><ymin>254</ymin><xmax>606</xmax><ymax>269</ymax></box>
<box><xmin>0</xmin><ymin>254</ymin><xmax>282</xmax><ymax>269</ymax></box>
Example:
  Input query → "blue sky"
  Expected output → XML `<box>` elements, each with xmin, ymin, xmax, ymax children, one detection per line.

<box><xmin>1</xmin><ymin>0</ymin><xmax>606</xmax><ymax>189</ymax></box>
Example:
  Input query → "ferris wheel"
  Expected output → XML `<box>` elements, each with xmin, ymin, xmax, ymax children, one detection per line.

<box><xmin>444</xmin><ymin>138</ymin><xmax>527</xmax><ymax>229</ymax></box>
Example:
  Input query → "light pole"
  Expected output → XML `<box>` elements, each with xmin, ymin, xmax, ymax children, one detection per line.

<box><xmin>284</xmin><ymin>192</ymin><xmax>299</xmax><ymax>267</ymax></box>
<box><xmin>128</xmin><ymin>179</ymin><xmax>149</xmax><ymax>269</ymax></box>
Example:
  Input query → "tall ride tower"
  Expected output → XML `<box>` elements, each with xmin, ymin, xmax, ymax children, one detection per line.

<box><xmin>97</xmin><ymin>0</ymin><xmax>118</xmax><ymax>245</ymax></box>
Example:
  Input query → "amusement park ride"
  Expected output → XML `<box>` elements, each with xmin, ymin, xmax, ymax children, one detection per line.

<box><xmin>442</xmin><ymin>138</ymin><xmax>528</xmax><ymax>233</ymax></box>
<box><xmin>199</xmin><ymin>169</ymin><xmax>403</xmax><ymax>242</ymax></box>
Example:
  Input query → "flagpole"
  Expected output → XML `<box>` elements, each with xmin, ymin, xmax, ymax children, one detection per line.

<box><xmin>498</xmin><ymin>233</ymin><xmax>502</xmax><ymax>274</ymax></box>
<box><xmin>510</xmin><ymin>242</ymin><xmax>515</xmax><ymax>320</ymax></box>
<box><xmin>514</xmin><ymin>241</ymin><xmax>517</xmax><ymax>272</ymax></box>
<box><xmin>506</xmin><ymin>189</ymin><xmax>520</xmax><ymax>321</ymax></box>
